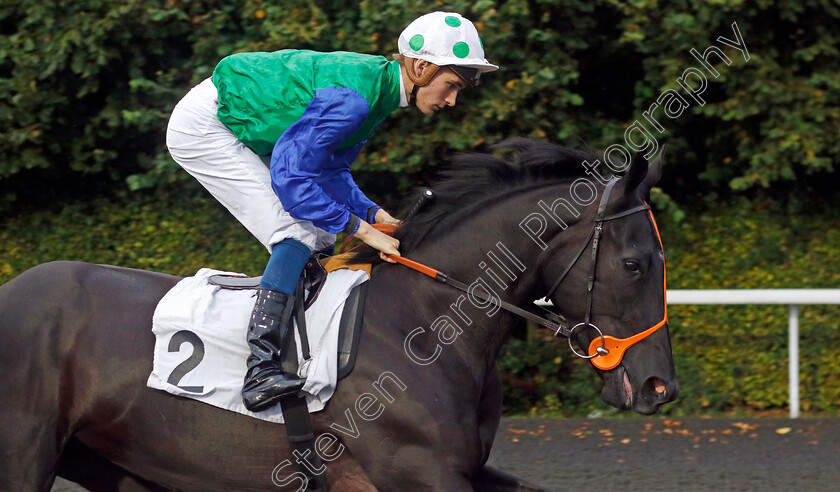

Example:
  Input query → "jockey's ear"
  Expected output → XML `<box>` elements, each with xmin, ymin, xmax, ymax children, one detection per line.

<box><xmin>407</xmin><ymin>58</ymin><xmax>440</xmax><ymax>87</ymax></box>
<box><xmin>414</xmin><ymin>58</ymin><xmax>430</xmax><ymax>75</ymax></box>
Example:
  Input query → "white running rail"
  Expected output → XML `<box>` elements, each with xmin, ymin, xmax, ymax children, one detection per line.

<box><xmin>540</xmin><ymin>289</ymin><xmax>840</xmax><ymax>418</ymax></box>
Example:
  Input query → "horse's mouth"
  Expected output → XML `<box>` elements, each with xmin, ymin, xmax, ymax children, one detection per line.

<box><xmin>622</xmin><ymin>369</ymin><xmax>633</xmax><ymax>407</ymax></box>
<box><xmin>614</xmin><ymin>367</ymin><xmax>672</xmax><ymax>413</ymax></box>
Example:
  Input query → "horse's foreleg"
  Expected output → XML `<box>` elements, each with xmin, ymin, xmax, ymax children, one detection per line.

<box><xmin>472</xmin><ymin>465</ymin><xmax>557</xmax><ymax>492</ymax></box>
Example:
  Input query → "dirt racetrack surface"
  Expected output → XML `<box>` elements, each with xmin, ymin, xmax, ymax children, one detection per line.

<box><xmin>487</xmin><ymin>417</ymin><xmax>838</xmax><ymax>491</ymax></box>
<box><xmin>54</xmin><ymin>417</ymin><xmax>839</xmax><ymax>491</ymax></box>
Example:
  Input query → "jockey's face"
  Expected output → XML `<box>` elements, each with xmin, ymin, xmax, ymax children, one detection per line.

<box><xmin>413</xmin><ymin>61</ymin><xmax>468</xmax><ymax>115</ymax></box>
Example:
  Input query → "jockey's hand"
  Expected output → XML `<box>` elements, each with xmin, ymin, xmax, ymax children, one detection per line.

<box><xmin>354</xmin><ymin>221</ymin><xmax>401</xmax><ymax>263</ymax></box>
<box><xmin>374</xmin><ymin>209</ymin><xmax>402</xmax><ymax>226</ymax></box>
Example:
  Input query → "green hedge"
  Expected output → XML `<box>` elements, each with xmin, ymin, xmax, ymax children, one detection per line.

<box><xmin>502</xmin><ymin>201</ymin><xmax>840</xmax><ymax>417</ymax></box>
<box><xmin>2</xmin><ymin>0</ymin><xmax>838</xmax><ymax>208</ymax></box>
<box><xmin>0</xmin><ymin>186</ymin><xmax>267</xmax><ymax>279</ymax></box>
<box><xmin>660</xmin><ymin>201</ymin><xmax>840</xmax><ymax>416</ymax></box>
<box><xmin>2</xmin><ymin>193</ymin><xmax>838</xmax><ymax>416</ymax></box>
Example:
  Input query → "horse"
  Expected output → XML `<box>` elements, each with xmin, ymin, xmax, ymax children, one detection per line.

<box><xmin>0</xmin><ymin>139</ymin><xmax>677</xmax><ymax>491</ymax></box>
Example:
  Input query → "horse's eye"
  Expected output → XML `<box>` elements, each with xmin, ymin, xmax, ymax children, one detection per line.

<box><xmin>624</xmin><ymin>260</ymin><xmax>641</xmax><ymax>273</ymax></box>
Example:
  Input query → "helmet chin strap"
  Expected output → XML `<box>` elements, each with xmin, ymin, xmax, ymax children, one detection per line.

<box><xmin>409</xmin><ymin>85</ymin><xmax>420</xmax><ymax>107</ymax></box>
<box><xmin>405</xmin><ymin>59</ymin><xmax>440</xmax><ymax>107</ymax></box>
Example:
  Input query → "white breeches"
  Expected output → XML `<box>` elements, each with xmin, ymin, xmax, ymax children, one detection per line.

<box><xmin>165</xmin><ymin>78</ymin><xmax>335</xmax><ymax>252</ymax></box>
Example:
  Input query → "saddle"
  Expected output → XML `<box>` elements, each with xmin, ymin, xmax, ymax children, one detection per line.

<box><xmin>207</xmin><ymin>252</ymin><xmax>369</xmax><ymax>380</ymax></box>
<box><xmin>208</xmin><ymin>252</ymin><xmax>369</xmax><ymax>492</ymax></box>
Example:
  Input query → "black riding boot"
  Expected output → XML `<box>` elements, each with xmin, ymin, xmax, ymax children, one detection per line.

<box><xmin>242</xmin><ymin>288</ymin><xmax>305</xmax><ymax>412</ymax></box>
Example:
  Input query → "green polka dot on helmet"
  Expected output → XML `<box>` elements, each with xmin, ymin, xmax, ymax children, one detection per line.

<box><xmin>409</xmin><ymin>34</ymin><xmax>424</xmax><ymax>51</ymax></box>
<box><xmin>445</xmin><ymin>16</ymin><xmax>461</xmax><ymax>27</ymax></box>
<box><xmin>452</xmin><ymin>41</ymin><xmax>469</xmax><ymax>59</ymax></box>
<box><xmin>398</xmin><ymin>11</ymin><xmax>499</xmax><ymax>76</ymax></box>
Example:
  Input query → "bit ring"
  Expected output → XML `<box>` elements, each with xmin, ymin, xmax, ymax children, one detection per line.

<box><xmin>567</xmin><ymin>322</ymin><xmax>608</xmax><ymax>359</ymax></box>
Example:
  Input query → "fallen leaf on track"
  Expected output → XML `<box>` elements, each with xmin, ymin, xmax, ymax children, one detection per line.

<box><xmin>733</xmin><ymin>422</ymin><xmax>759</xmax><ymax>433</ymax></box>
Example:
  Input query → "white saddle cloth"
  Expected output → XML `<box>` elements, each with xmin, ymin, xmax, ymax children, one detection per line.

<box><xmin>146</xmin><ymin>267</ymin><xmax>368</xmax><ymax>423</ymax></box>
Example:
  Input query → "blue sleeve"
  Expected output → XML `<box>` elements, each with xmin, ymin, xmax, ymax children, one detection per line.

<box><xmin>318</xmin><ymin>144</ymin><xmax>381</xmax><ymax>223</ymax></box>
<box><xmin>269</xmin><ymin>87</ymin><xmax>369</xmax><ymax>234</ymax></box>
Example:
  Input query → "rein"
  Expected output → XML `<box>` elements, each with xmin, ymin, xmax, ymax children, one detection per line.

<box><xmin>346</xmin><ymin>178</ymin><xmax>668</xmax><ymax>371</ymax></box>
<box><xmin>342</xmin><ymin>224</ymin><xmax>570</xmax><ymax>336</ymax></box>
<box><xmin>384</xmin><ymin>253</ymin><xmax>573</xmax><ymax>337</ymax></box>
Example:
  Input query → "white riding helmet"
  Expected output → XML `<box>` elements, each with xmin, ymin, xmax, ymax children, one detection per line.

<box><xmin>398</xmin><ymin>11</ymin><xmax>499</xmax><ymax>88</ymax></box>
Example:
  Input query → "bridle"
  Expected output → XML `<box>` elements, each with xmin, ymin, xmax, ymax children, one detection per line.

<box><xmin>350</xmin><ymin>178</ymin><xmax>668</xmax><ymax>371</ymax></box>
<box><xmin>540</xmin><ymin>177</ymin><xmax>668</xmax><ymax>370</ymax></box>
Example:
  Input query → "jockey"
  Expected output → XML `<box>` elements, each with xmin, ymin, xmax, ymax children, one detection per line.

<box><xmin>166</xmin><ymin>11</ymin><xmax>498</xmax><ymax>412</ymax></box>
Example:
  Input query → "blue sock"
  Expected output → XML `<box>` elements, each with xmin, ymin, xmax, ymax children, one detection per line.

<box><xmin>260</xmin><ymin>239</ymin><xmax>311</xmax><ymax>294</ymax></box>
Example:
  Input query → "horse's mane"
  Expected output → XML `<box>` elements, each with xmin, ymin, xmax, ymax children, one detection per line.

<box><xmin>353</xmin><ymin>138</ymin><xmax>599</xmax><ymax>261</ymax></box>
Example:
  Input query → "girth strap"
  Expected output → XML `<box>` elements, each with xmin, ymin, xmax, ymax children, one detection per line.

<box><xmin>277</xmin><ymin>278</ymin><xmax>327</xmax><ymax>492</ymax></box>
<box><xmin>278</xmin><ymin>396</ymin><xmax>328</xmax><ymax>491</ymax></box>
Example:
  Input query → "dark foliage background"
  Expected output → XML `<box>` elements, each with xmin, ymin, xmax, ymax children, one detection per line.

<box><xmin>1</xmin><ymin>0</ymin><xmax>838</xmax><ymax>415</ymax></box>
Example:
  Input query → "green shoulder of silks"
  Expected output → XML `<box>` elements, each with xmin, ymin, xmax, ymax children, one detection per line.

<box><xmin>212</xmin><ymin>50</ymin><xmax>401</xmax><ymax>155</ymax></box>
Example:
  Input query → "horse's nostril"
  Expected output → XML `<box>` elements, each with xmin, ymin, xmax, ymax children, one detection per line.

<box><xmin>643</xmin><ymin>376</ymin><xmax>669</xmax><ymax>401</ymax></box>
<box><xmin>653</xmin><ymin>377</ymin><xmax>666</xmax><ymax>395</ymax></box>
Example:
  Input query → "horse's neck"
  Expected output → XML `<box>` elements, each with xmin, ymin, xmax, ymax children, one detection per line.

<box><xmin>403</xmin><ymin>184</ymin><xmax>583</xmax><ymax>362</ymax></box>
<box><xmin>409</xmin><ymin>220</ymin><xmax>540</xmax><ymax>309</ymax></box>
<box><xmin>411</xmin><ymin>183</ymin><xmax>583</xmax><ymax>301</ymax></box>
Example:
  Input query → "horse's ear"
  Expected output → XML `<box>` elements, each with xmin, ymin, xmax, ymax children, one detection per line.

<box><xmin>624</xmin><ymin>147</ymin><xmax>665</xmax><ymax>198</ymax></box>
<box><xmin>641</xmin><ymin>147</ymin><xmax>664</xmax><ymax>194</ymax></box>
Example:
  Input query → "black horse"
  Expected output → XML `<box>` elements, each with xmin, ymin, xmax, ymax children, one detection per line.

<box><xmin>0</xmin><ymin>140</ymin><xmax>677</xmax><ymax>491</ymax></box>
